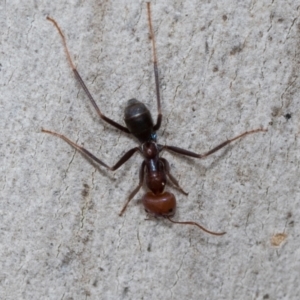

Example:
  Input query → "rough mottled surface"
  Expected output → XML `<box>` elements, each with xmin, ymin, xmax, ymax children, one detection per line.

<box><xmin>1</xmin><ymin>0</ymin><xmax>299</xmax><ymax>299</ymax></box>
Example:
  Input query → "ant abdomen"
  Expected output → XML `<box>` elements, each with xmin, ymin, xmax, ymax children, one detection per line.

<box><xmin>142</xmin><ymin>191</ymin><xmax>176</xmax><ymax>217</ymax></box>
<box><xmin>124</xmin><ymin>99</ymin><xmax>154</xmax><ymax>143</ymax></box>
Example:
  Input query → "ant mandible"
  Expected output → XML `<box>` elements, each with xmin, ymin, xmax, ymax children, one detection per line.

<box><xmin>42</xmin><ymin>3</ymin><xmax>267</xmax><ymax>235</ymax></box>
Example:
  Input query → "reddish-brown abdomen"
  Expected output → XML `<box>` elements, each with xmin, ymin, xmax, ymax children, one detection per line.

<box><xmin>142</xmin><ymin>191</ymin><xmax>176</xmax><ymax>216</ymax></box>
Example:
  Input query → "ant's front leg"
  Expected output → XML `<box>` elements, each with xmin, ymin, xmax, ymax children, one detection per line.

<box><xmin>160</xmin><ymin>158</ymin><xmax>188</xmax><ymax>195</ymax></box>
<box><xmin>161</xmin><ymin>128</ymin><xmax>267</xmax><ymax>159</ymax></box>
<box><xmin>119</xmin><ymin>161</ymin><xmax>145</xmax><ymax>216</ymax></box>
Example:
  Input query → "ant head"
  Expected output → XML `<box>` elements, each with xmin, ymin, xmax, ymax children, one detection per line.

<box><xmin>142</xmin><ymin>192</ymin><xmax>176</xmax><ymax>217</ymax></box>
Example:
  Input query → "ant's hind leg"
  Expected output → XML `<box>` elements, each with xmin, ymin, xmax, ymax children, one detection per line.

<box><xmin>46</xmin><ymin>17</ymin><xmax>130</xmax><ymax>133</ymax></box>
<box><xmin>146</xmin><ymin>3</ymin><xmax>162</xmax><ymax>131</ymax></box>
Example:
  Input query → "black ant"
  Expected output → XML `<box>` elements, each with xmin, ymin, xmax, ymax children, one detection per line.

<box><xmin>42</xmin><ymin>3</ymin><xmax>267</xmax><ymax>235</ymax></box>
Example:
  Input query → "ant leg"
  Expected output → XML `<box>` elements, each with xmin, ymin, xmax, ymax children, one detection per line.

<box><xmin>161</xmin><ymin>128</ymin><xmax>267</xmax><ymax>159</ymax></box>
<box><xmin>119</xmin><ymin>162</ymin><xmax>145</xmax><ymax>216</ymax></box>
<box><xmin>146</xmin><ymin>3</ymin><xmax>162</xmax><ymax>131</ymax></box>
<box><xmin>160</xmin><ymin>158</ymin><xmax>188</xmax><ymax>195</ymax></box>
<box><xmin>42</xmin><ymin>129</ymin><xmax>138</xmax><ymax>170</ymax></box>
<box><xmin>46</xmin><ymin>17</ymin><xmax>130</xmax><ymax>134</ymax></box>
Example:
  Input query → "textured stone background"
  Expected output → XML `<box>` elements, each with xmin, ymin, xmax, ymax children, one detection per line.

<box><xmin>1</xmin><ymin>0</ymin><xmax>299</xmax><ymax>299</ymax></box>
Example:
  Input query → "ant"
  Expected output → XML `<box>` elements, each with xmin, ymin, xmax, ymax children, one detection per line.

<box><xmin>42</xmin><ymin>3</ymin><xmax>267</xmax><ymax>236</ymax></box>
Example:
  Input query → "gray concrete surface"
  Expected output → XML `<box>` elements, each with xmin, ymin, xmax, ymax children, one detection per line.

<box><xmin>1</xmin><ymin>0</ymin><xmax>299</xmax><ymax>299</ymax></box>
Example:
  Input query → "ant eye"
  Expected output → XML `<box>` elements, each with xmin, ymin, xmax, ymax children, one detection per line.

<box><xmin>169</xmin><ymin>208</ymin><xmax>173</xmax><ymax>212</ymax></box>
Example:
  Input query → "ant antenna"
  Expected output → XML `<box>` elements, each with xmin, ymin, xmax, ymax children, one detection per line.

<box><xmin>166</xmin><ymin>217</ymin><xmax>226</xmax><ymax>236</ymax></box>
